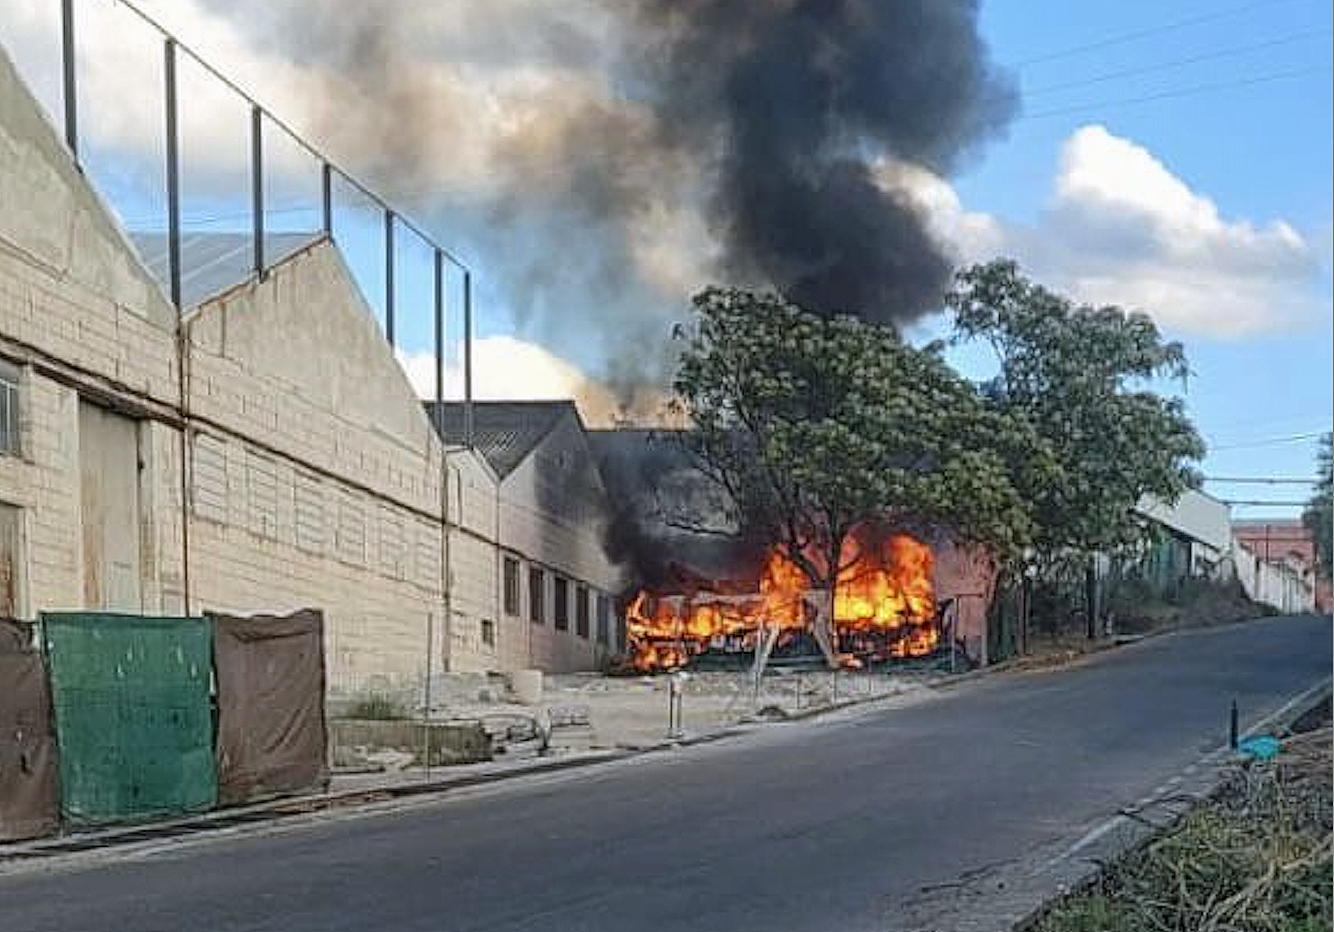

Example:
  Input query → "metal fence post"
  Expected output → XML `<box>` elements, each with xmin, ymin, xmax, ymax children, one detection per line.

<box><xmin>251</xmin><ymin>105</ymin><xmax>264</xmax><ymax>276</ymax></box>
<box><xmin>384</xmin><ymin>210</ymin><xmax>395</xmax><ymax>346</ymax></box>
<box><xmin>462</xmin><ymin>270</ymin><xmax>474</xmax><ymax>447</ymax></box>
<box><xmin>61</xmin><ymin>0</ymin><xmax>77</xmax><ymax>158</ymax></box>
<box><xmin>320</xmin><ymin>162</ymin><xmax>333</xmax><ymax>238</ymax></box>
<box><xmin>423</xmin><ymin>611</ymin><xmax>434</xmax><ymax>779</ymax></box>
<box><xmin>163</xmin><ymin>39</ymin><xmax>181</xmax><ymax>310</ymax></box>
<box><xmin>433</xmin><ymin>250</ymin><xmax>444</xmax><ymax>411</ymax></box>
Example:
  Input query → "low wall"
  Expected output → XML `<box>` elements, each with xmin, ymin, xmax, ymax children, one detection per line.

<box><xmin>330</xmin><ymin>719</ymin><xmax>492</xmax><ymax>767</ymax></box>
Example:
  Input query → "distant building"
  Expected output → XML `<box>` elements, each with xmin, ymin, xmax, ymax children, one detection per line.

<box><xmin>1233</xmin><ymin>519</ymin><xmax>1330</xmax><ymax>614</ymax></box>
<box><xmin>1133</xmin><ymin>493</ymin><xmax>1318</xmax><ymax>614</ymax></box>
<box><xmin>427</xmin><ymin>401</ymin><xmax>624</xmax><ymax>671</ymax></box>
<box><xmin>1134</xmin><ymin>489</ymin><xmax>1233</xmax><ymax>588</ymax></box>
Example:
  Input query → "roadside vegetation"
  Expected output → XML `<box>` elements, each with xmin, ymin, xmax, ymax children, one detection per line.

<box><xmin>344</xmin><ymin>691</ymin><xmax>409</xmax><ymax>721</ymax></box>
<box><xmin>1032</xmin><ymin>706</ymin><xmax>1332</xmax><ymax>932</ymax></box>
<box><xmin>1304</xmin><ymin>433</ymin><xmax>1332</xmax><ymax>577</ymax></box>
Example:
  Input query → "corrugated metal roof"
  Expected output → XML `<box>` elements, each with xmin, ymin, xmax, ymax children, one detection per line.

<box><xmin>425</xmin><ymin>401</ymin><xmax>579</xmax><ymax>477</ymax></box>
<box><xmin>130</xmin><ymin>232</ymin><xmax>321</xmax><ymax>308</ymax></box>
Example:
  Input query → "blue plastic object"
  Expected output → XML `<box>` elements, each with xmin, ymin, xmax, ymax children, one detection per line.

<box><xmin>1236</xmin><ymin>734</ymin><xmax>1282</xmax><ymax>760</ymax></box>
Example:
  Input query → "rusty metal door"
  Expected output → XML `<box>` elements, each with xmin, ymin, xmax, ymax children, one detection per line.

<box><xmin>0</xmin><ymin>504</ymin><xmax>19</xmax><ymax>617</ymax></box>
<box><xmin>78</xmin><ymin>402</ymin><xmax>143</xmax><ymax>611</ymax></box>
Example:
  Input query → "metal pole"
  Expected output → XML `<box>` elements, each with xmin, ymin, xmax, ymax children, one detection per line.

<box><xmin>320</xmin><ymin>163</ymin><xmax>333</xmax><ymax>237</ymax></box>
<box><xmin>463</xmin><ymin>270</ymin><xmax>474</xmax><ymax>447</ymax></box>
<box><xmin>423</xmin><ymin>610</ymin><xmax>434</xmax><ymax>780</ymax></box>
<box><xmin>384</xmin><ymin>210</ymin><xmax>395</xmax><ymax>346</ymax></box>
<box><xmin>1229</xmin><ymin>700</ymin><xmax>1239</xmax><ymax>749</ymax></box>
<box><xmin>666</xmin><ymin>677</ymin><xmax>674</xmax><ymax>737</ymax></box>
<box><xmin>433</xmin><ymin>250</ymin><xmax>445</xmax><ymax>413</ymax></box>
<box><xmin>163</xmin><ymin>40</ymin><xmax>182</xmax><ymax>310</ymax></box>
<box><xmin>61</xmin><ymin>0</ymin><xmax>77</xmax><ymax>158</ymax></box>
<box><xmin>677</xmin><ymin>682</ymin><xmax>684</xmax><ymax>736</ymax></box>
<box><xmin>250</xmin><ymin>105</ymin><xmax>264</xmax><ymax>276</ymax></box>
<box><xmin>165</xmin><ymin>37</ymin><xmax>191</xmax><ymax>617</ymax></box>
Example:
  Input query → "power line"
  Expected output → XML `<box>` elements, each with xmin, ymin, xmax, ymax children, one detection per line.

<box><xmin>1210</xmin><ymin>430</ymin><xmax>1330</xmax><ymax>451</ymax></box>
<box><xmin>1221</xmin><ymin>499</ymin><xmax>1313</xmax><ymax>506</ymax></box>
<box><xmin>1012</xmin><ymin>0</ymin><xmax>1314</xmax><ymax>67</ymax></box>
<box><xmin>1022</xmin><ymin>28</ymin><xmax>1332</xmax><ymax>98</ymax></box>
<box><xmin>1205</xmin><ymin>412</ymin><xmax>1334</xmax><ymax>433</ymax></box>
<box><xmin>1205</xmin><ymin>476</ymin><xmax>1318</xmax><ymax>484</ymax></box>
<box><xmin>1021</xmin><ymin>65</ymin><xmax>1327</xmax><ymax>121</ymax></box>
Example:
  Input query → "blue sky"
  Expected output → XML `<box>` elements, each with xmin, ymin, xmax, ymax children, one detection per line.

<box><xmin>1</xmin><ymin>0</ymin><xmax>1329</xmax><ymax>516</ymax></box>
<box><xmin>960</xmin><ymin>0</ymin><xmax>1332</xmax><ymax>515</ymax></box>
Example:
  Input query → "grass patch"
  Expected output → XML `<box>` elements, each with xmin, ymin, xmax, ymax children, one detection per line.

<box><xmin>344</xmin><ymin>691</ymin><xmax>409</xmax><ymax>721</ymax></box>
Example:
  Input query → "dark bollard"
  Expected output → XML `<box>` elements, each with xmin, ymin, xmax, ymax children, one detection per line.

<box><xmin>1229</xmin><ymin>700</ymin><xmax>1239</xmax><ymax>749</ymax></box>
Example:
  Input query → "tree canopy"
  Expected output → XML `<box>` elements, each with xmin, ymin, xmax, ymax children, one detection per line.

<box><xmin>1304</xmin><ymin>433</ymin><xmax>1332</xmax><ymax>577</ymax></box>
<box><xmin>946</xmin><ymin>259</ymin><xmax>1205</xmax><ymax>563</ymax></box>
<box><xmin>671</xmin><ymin>286</ymin><xmax>1052</xmax><ymax>595</ymax></box>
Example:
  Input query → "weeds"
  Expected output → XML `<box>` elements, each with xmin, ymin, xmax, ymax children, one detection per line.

<box><xmin>1035</xmin><ymin>726</ymin><xmax>1332</xmax><ymax>932</ymax></box>
<box><xmin>345</xmin><ymin>691</ymin><xmax>408</xmax><ymax>721</ymax></box>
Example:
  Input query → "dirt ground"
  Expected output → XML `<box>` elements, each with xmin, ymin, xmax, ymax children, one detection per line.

<box><xmin>333</xmin><ymin>665</ymin><xmax>953</xmax><ymax>772</ymax></box>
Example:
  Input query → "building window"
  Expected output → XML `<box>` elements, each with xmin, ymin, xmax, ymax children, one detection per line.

<box><xmin>0</xmin><ymin>362</ymin><xmax>21</xmax><ymax>456</ymax></box>
<box><xmin>575</xmin><ymin>585</ymin><xmax>590</xmax><ymax>638</ymax></box>
<box><xmin>246</xmin><ymin>451</ymin><xmax>280</xmax><ymax>541</ymax></box>
<box><xmin>503</xmin><ymin>557</ymin><xmax>521</xmax><ymax>617</ymax></box>
<box><xmin>596</xmin><ymin>593</ymin><xmax>611</xmax><ymax>645</ymax></box>
<box><xmin>553</xmin><ymin>577</ymin><xmax>570</xmax><ymax>631</ymax></box>
<box><xmin>480</xmin><ymin>619</ymin><xmax>496</xmax><ymax>648</ymax></box>
<box><xmin>528</xmin><ymin>567</ymin><xmax>545</xmax><ymax>624</ymax></box>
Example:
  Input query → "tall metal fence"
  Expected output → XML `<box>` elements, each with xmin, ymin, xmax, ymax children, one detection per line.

<box><xmin>1</xmin><ymin>0</ymin><xmax>475</xmax><ymax>440</ymax></box>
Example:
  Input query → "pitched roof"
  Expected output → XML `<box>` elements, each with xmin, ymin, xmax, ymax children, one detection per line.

<box><xmin>130</xmin><ymin>232</ymin><xmax>322</xmax><ymax>307</ymax></box>
<box><xmin>425</xmin><ymin>400</ymin><xmax>580</xmax><ymax>477</ymax></box>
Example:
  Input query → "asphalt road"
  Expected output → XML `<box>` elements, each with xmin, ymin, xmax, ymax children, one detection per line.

<box><xmin>2</xmin><ymin>615</ymin><xmax>1329</xmax><ymax>932</ymax></box>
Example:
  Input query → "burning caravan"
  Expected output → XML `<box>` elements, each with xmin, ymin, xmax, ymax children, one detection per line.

<box><xmin>587</xmin><ymin>429</ymin><xmax>999</xmax><ymax>674</ymax></box>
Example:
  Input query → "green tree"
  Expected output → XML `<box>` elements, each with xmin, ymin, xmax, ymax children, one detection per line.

<box><xmin>946</xmin><ymin>260</ymin><xmax>1206</xmax><ymax>634</ymax></box>
<box><xmin>671</xmin><ymin>286</ymin><xmax>1052</xmax><ymax>660</ymax></box>
<box><xmin>1303</xmin><ymin>433</ymin><xmax>1332</xmax><ymax>577</ymax></box>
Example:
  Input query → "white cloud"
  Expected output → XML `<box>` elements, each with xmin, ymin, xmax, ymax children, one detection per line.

<box><xmin>397</xmin><ymin>336</ymin><xmax>671</xmax><ymax>428</ymax></box>
<box><xmin>900</xmin><ymin>125</ymin><xmax>1325</xmax><ymax>338</ymax></box>
<box><xmin>874</xmin><ymin>158</ymin><xmax>1005</xmax><ymax>264</ymax></box>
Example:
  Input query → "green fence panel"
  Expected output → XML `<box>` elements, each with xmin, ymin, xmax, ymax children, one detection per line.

<box><xmin>42</xmin><ymin>613</ymin><xmax>216</xmax><ymax>826</ymax></box>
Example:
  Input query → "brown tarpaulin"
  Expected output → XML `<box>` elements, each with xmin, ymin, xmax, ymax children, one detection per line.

<box><xmin>210</xmin><ymin>609</ymin><xmax>329</xmax><ymax>805</ymax></box>
<box><xmin>0</xmin><ymin>619</ymin><xmax>59</xmax><ymax>841</ymax></box>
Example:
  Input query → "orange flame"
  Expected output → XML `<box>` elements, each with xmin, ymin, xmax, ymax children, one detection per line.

<box><xmin>625</xmin><ymin>526</ymin><xmax>937</xmax><ymax>672</ymax></box>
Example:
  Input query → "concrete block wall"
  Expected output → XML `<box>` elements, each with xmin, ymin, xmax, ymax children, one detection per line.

<box><xmin>183</xmin><ymin>245</ymin><xmax>443</xmax><ymax>518</ymax></box>
<box><xmin>1</xmin><ymin>47</ymin><xmax>179</xmax><ymax>620</ymax></box>
<box><xmin>0</xmin><ymin>369</ymin><xmax>81</xmax><ymax>615</ymax></box>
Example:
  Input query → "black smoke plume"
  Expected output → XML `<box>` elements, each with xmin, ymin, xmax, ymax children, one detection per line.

<box><xmin>634</xmin><ymin>0</ymin><xmax>1016</xmax><ymax>321</ymax></box>
<box><xmin>205</xmin><ymin>0</ymin><xmax>1015</xmax><ymax>386</ymax></box>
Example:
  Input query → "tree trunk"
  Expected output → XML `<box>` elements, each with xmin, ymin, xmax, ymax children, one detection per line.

<box><xmin>809</xmin><ymin>589</ymin><xmax>840</xmax><ymax>668</ymax></box>
<box><xmin>1084</xmin><ymin>560</ymin><xmax>1099</xmax><ymax>640</ymax></box>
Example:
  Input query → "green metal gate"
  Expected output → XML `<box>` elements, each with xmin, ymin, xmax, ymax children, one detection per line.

<box><xmin>41</xmin><ymin>613</ymin><xmax>216</xmax><ymax>826</ymax></box>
